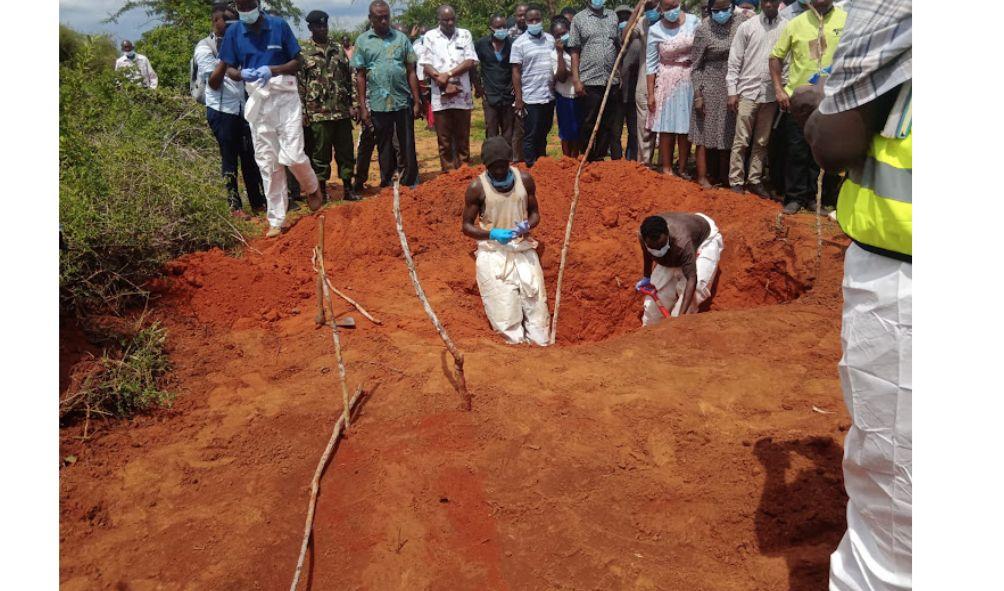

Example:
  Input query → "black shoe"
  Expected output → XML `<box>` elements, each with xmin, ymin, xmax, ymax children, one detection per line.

<box><xmin>729</xmin><ymin>184</ymin><xmax>744</xmax><ymax>194</ymax></box>
<box><xmin>747</xmin><ymin>183</ymin><xmax>771</xmax><ymax>199</ymax></box>
<box><xmin>782</xmin><ymin>201</ymin><xmax>803</xmax><ymax>215</ymax></box>
<box><xmin>342</xmin><ymin>183</ymin><xmax>362</xmax><ymax>202</ymax></box>
<box><xmin>287</xmin><ymin>200</ymin><xmax>302</xmax><ymax>212</ymax></box>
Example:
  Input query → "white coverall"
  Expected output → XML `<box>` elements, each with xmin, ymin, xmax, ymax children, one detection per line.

<box><xmin>244</xmin><ymin>75</ymin><xmax>319</xmax><ymax>229</ymax></box>
<box><xmin>474</xmin><ymin>169</ymin><xmax>550</xmax><ymax>346</ymax></box>
<box><xmin>642</xmin><ymin>213</ymin><xmax>724</xmax><ymax>325</ymax></box>
<box><xmin>829</xmin><ymin>244</ymin><xmax>912</xmax><ymax>591</ymax></box>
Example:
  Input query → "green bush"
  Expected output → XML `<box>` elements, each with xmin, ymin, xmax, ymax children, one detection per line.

<box><xmin>60</xmin><ymin>322</ymin><xmax>174</xmax><ymax>424</ymax></box>
<box><xmin>59</xmin><ymin>28</ymin><xmax>242</xmax><ymax>315</ymax></box>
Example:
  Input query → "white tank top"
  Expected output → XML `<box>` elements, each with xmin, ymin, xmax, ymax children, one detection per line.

<box><xmin>478</xmin><ymin>167</ymin><xmax>527</xmax><ymax>232</ymax></box>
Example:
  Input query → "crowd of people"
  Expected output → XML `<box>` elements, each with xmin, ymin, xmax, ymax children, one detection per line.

<box><xmin>113</xmin><ymin>1</ymin><xmax>912</xmax><ymax>590</ymax></box>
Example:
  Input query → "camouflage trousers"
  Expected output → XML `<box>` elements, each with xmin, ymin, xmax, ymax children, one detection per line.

<box><xmin>304</xmin><ymin>118</ymin><xmax>355</xmax><ymax>186</ymax></box>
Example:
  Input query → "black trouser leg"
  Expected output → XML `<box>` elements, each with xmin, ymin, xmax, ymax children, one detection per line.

<box><xmin>236</xmin><ymin>114</ymin><xmax>265</xmax><ymax>209</ymax></box>
<box><xmin>354</xmin><ymin>121</ymin><xmax>376</xmax><ymax>189</ymax></box>
<box><xmin>625</xmin><ymin>100</ymin><xmax>638</xmax><ymax>161</ymax></box>
<box><xmin>523</xmin><ymin>102</ymin><xmax>554</xmax><ymax>168</ymax></box>
<box><xmin>782</xmin><ymin>114</ymin><xmax>814</xmax><ymax>206</ymax></box>
<box><xmin>207</xmin><ymin>107</ymin><xmax>242</xmax><ymax>210</ymax></box>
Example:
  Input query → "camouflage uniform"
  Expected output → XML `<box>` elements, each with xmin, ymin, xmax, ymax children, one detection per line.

<box><xmin>298</xmin><ymin>38</ymin><xmax>357</xmax><ymax>197</ymax></box>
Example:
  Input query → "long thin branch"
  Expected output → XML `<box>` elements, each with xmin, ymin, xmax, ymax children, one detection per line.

<box><xmin>289</xmin><ymin>385</ymin><xmax>364</xmax><ymax>591</ymax></box>
<box><xmin>314</xmin><ymin>217</ymin><xmax>352</xmax><ymax>429</ymax></box>
<box><xmin>323</xmin><ymin>277</ymin><xmax>382</xmax><ymax>325</ymax></box>
<box><xmin>391</xmin><ymin>178</ymin><xmax>471</xmax><ymax>410</ymax></box>
<box><xmin>549</xmin><ymin>0</ymin><xmax>646</xmax><ymax>345</ymax></box>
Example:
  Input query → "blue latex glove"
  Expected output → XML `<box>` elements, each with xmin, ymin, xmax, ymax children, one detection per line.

<box><xmin>241</xmin><ymin>67</ymin><xmax>260</xmax><ymax>82</ymax></box>
<box><xmin>513</xmin><ymin>220</ymin><xmax>531</xmax><ymax>236</ymax></box>
<box><xmin>635</xmin><ymin>277</ymin><xmax>653</xmax><ymax>292</ymax></box>
<box><xmin>489</xmin><ymin>228</ymin><xmax>516</xmax><ymax>245</ymax></box>
<box><xmin>254</xmin><ymin>65</ymin><xmax>273</xmax><ymax>83</ymax></box>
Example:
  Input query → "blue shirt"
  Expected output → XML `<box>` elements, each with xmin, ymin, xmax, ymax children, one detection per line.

<box><xmin>218</xmin><ymin>13</ymin><xmax>301</xmax><ymax>69</ymax></box>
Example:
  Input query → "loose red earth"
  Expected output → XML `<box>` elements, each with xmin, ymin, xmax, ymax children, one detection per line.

<box><xmin>60</xmin><ymin>159</ymin><xmax>851</xmax><ymax>590</ymax></box>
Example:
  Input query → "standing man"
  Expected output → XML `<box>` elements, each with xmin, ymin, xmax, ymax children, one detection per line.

<box><xmin>298</xmin><ymin>10</ymin><xmax>360</xmax><ymax>202</ymax></box>
<box><xmin>635</xmin><ymin>212</ymin><xmax>724</xmax><ymax>325</ymax></box>
<box><xmin>509</xmin><ymin>4</ymin><xmax>530</xmax><ymax>39</ymax></box>
<box><xmin>462</xmin><ymin>137</ymin><xmax>550</xmax><ymax>347</ymax></box>
<box><xmin>475</xmin><ymin>14</ymin><xmax>516</xmax><ymax>151</ymax></box>
<box><xmin>799</xmin><ymin>1</ymin><xmax>912</xmax><ymax>588</ymax></box>
<box><xmin>569</xmin><ymin>0</ymin><xmax>623</xmax><ymax>161</ymax></box>
<box><xmin>768</xmin><ymin>0</ymin><xmax>846</xmax><ymax>214</ymax></box>
<box><xmin>419</xmin><ymin>5</ymin><xmax>479</xmax><ymax>172</ymax></box>
<box><xmin>341</xmin><ymin>34</ymin><xmax>354</xmax><ymax>60</ymax></box>
<box><xmin>115</xmin><ymin>40</ymin><xmax>158</xmax><ymax>89</ymax></box>
<box><xmin>509</xmin><ymin>3</ymin><xmax>531</xmax><ymax>163</ymax></box>
<box><xmin>217</xmin><ymin>0</ymin><xmax>326</xmax><ymax>238</ymax></box>
<box><xmin>198</xmin><ymin>3</ymin><xmax>265</xmax><ymax>217</ymax></box>
<box><xmin>352</xmin><ymin>1</ymin><xmax>423</xmax><ymax>188</ymax></box>
<box><xmin>613</xmin><ymin>4</ymin><xmax>642</xmax><ymax>160</ymax></box>
<box><xmin>510</xmin><ymin>7</ymin><xmax>556</xmax><ymax>168</ymax></box>
<box><xmin>726</xmin><ymin>0</ymin><xmax>783</xmax><ymax>196</ymax></box>
<box><xmin>635</xmin><ymin>1</ymin><xmax>662</xmax><ymax>165</ymax></box>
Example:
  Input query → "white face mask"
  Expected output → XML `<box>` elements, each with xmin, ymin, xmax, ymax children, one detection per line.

<box><xmin>238</xmin><ymin>7</ymin><xmax>260</xmax><ymax>25</ymax></box>
<box><xmin>646</xmin><ymin>241</ymin><xmax>670</xmax><ymax>257</ymax></box>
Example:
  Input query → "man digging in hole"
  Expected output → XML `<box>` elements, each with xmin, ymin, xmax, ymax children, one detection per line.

<box><xmin>462</xmin><ymin>136</ymin><xmax>550</xmax><ymax>346</ymax></box>
<box><xmin>635</xmin><ymin>213</ymin><xmax>724</xmax><ymax>325</ymax></box>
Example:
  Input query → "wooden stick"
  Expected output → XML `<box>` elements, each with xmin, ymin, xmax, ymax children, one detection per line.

<box><xmin>314</xmin><ymin>216</ymin><xmax>352</xmax><ymax>429</ymax></box>
<box><xmin>549</xmin><ymin>0</ymin><xmax>646</xmax><ymax>345</ymax></box>
<box><xmin>391</xmin><ymin>177</ymin><xmax>471</xmax><ymax>410</ymax></box>
<box><xmin>323</xmin><ymin>277</ymin><xmax>382</xmax><ymax>325</ymax></box>
<box><xmin>289</xmin><ymin>385</ymin><xmax>365</xmax><ymax>591</ymax></box>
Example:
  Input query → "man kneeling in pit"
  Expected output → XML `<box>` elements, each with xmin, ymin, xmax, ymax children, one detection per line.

<box><xmin>462</xmin><ymin>136</ymin><xmax>550</xmax><ymax>345</ymax></box>
<box><xmin>635</xmin><ymin>212</ymin><xmax>724</xmax><ymax>325</ymax></box>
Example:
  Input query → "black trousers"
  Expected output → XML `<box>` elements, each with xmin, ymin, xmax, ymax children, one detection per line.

<box><xmin>522</xmin><ymin>101</ymin><xmax>555</xmax><ymax>168</ymax></box>
<box><xmin>206</xmin><ymin>107</ymin><xmax>265</xmax><ymax>210</ymax></box>
<box><xmin>372</xmin><ymin>109</ymin><xmax>419</xmax><ymax>187</ymax></box>
<box><xmin>483</xmin><ymin>99</ymin><xmax>515</xmax><ymax>149</ymax></box>
<box><xmin>578</xmin><ymin>84</ymin><xmax>622</xmax><ymax>161</ymax></box>
<box><xmin>781</xmin><ymin>114</ymin><xmax>841</xmax><ymax>207</ymax></box>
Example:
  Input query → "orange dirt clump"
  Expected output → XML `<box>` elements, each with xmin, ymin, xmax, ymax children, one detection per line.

<box><xmin>60</xmin><ymin>159</ymin><xmax>852</xmax><ymax>591</ymax></box>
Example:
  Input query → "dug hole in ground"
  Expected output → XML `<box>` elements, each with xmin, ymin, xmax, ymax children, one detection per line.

<box><xmin>60</xmin><ymin>158</ymin><xmax>852</xmax><ymax>590</ymax></box>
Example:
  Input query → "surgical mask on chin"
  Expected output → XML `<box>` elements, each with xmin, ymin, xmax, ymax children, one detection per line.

<box><xmin>645</xmin><ymin>9</ymin><xmax>662</xmax><ymax>24</ymax></box>
<box><xmin>590</xmin><ymin>0</ymin><xmax>605</xmax><ymax>10</ymax></box>
<box><xmin>489</xmin><ymin>169</ymin><xmax>515</xmax><ymax>190</ymax></box>
<box><xmin>646</xmin><ymin>242</ymin><xmax>670</xmax><ymax>257</ymax></box>
<box><xmin>711</xmin><ymin>8</ymin><xmax>733</xmax><ymax>24</ymax></box>
<box><xmin>493</xmin><ymin>28</ymin><xmax>508</xmax><ymax>40</ymax></box>
<box><xmin>238</xmin><ymin>7</ymin><xmax>259</xmax><ymax>25</ymax></box>
<box><xmin>125</xmin><ymin>51</ymin><xmax>136</xmax><ymax>59</ymax></box>
<box><xmin>664</xmin><ymin>7</ymin><xmax>681</xmax><ymax>22</ymax></box>
<box><xmin>527</xmin><ymin>23</ymin><xmax>543</xmax><ymax>36</ymax></box>
<box><xmin>560</xmin><ymin>33</ymin><xmax>570</xmax><ymax>44</ymax></box>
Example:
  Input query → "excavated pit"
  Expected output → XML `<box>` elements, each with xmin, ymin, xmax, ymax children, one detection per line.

<box><xmin>156</xmin><ymin>158</ymin><xmax>844</xmax><ymax>346</ymax></box>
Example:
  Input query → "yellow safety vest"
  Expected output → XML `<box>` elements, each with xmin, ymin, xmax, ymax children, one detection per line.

<box><xmin>836</xmin><ymin>130</ymin><xmax>912</xmax><ymax>258</ymax></box>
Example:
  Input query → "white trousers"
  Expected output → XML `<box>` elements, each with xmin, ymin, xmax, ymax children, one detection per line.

<box><xmin>244</xmin><ymin>76</ymin><xmax>319</xmax><ymax>228</ymax></box>
<box><xmin>475</xmin><ymin>245</ymin><xmax>550</xmax><ymax>346</ymax></box>
<box><xmin>642</xmin><ymin>215</ymin><xmax>724</xmax><ymax>326</ymax></box>
<box><xmin>830</xmin><ymin>244</ymin><xmax>912</xmax><ymax>591</ymax></box>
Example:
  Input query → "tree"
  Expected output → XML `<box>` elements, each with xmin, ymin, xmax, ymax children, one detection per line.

<box><xmin>107</xmin><ymin>0</ymin><xmax>304</xmax><ymax>90</ymax></box>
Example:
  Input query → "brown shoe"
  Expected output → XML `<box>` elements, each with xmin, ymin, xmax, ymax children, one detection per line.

<box><xmin>747</xmin><ymin>183</ymin><xmax>771</xmax><ymax>199</ymax></box>
<box><xmin>265</xmin><ymin>226</ymin><xmax>282</xmax><ymax>238</ymax></box>
<box><xmin>307</xmin><ymin>188</ymin><xmax>323</xmax><ymax>212</ymax></box>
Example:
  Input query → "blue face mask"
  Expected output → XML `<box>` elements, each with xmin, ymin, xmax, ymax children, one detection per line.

<box><xmin>798</xmin><ymin>0</ymin><xmax>810</xmax><ymax>4</ymax></box>
<box><xmin>125</xmin><ymin>50</ymin><xmax>136</xmax><ymax>59</ymax></box>
<box><xmin>489</xmin><ymin>169</ymin><xmax>515</xmax><ymax>190</ymax></box>
<box><xmin>527</xmin><ymin>22</ymin><xmax>543</xmax><ymax>36</ymax></box>
<box><xmin>645</xmin><ymin>9</ymin><xmax>662</xmax><ymax>23</ymax></box>
<box><xmin>664</xmin><ymin>7</ymin><xmax>682</xmax><ymax>22</ymax></box>
<box><xmin>590</xmin><ymin>0</ymin><xmax>606</xmax><ymax>10</ymax></box>
<box><xmin>711</xmin><ymin>8</ymin><xmax>733</xmax><ymax>24</ymax></box>
<box><xmin>493</xmin><ymin>28</ymin><xmax>508</xmax><ymax>40</ymax></box>
<box><xmin>560</xmin><ymin>33</ymin><xmax>570</xmax><ymax>44</ymax></box>
<box><xmin>618</xmin><ymin>21</ymin><xmax>627</xmax><ymax>31</ymax></box>
<box><xmin>238</xmin><ymin>7</ymin><xmax>259</xmax><ymax>25</ymax></box>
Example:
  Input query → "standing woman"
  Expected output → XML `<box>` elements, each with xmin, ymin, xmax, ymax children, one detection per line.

<box><xmin>689</xmin><ymin>0</ymin><xmax>747</xmax><ymax>188</ymax></box>
<box><xmin>551</xmin><ymin>17</ymin><xmax>581</xmax><ymax>159</ymax></box>
<box><xmin>646</xmin><ymin>0</ymin><xmax>700</xmax><ymax>177</ymax></box>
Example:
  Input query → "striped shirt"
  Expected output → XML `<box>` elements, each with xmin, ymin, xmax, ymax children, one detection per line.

<box><xmin>510</xmin><ymin>32</ymin><xmax>556</xmax><ymax>104</ymax></box>
<box><xmin>819</xmin><ymin>0</ymin><xmax>912</xmax><ymax>115</ymax></box>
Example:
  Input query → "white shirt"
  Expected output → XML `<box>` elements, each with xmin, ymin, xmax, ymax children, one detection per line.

<box><xmin>726</xmin><ymin>13</ymin><xmax>784</xmax><ymax>103</ymax></box>
<box><xmin>552</xmin><ymin>49</ymin><xmax>575</xmax><ymax>99</ymax></box>
<box><xmin>194</xmin><ymin>35</ymin><xmax>246</xmax><ymax>115</ymax></box>
<box><xmin>115</xmin><ymin>53</ymin><xmax>158</xmax><ymax>89</ymax></box>
<box><xmin>417</xmin><ymin>27</ymin><xmax>479</xmax><ymax>111</ymax></box>
<box><xmin>510</xmin><ymin>32</ymin><xmax>555</xmax><ymax>105</ymax></box>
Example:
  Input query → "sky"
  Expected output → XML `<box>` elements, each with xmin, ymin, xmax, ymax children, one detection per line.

<box><xmin>58</xmin><ymin>0</ymin><xmax>373</xmax><ymax>42</ymax></box>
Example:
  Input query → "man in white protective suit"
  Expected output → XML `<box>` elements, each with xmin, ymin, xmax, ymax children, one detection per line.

<box><xmin>634</xmin><ymin>212</ymin><xmax>724</xmax><ymax>324</ymax></box>
<box><xmin>461</xmin><ymin>136</ymin><xmax>550</xmax><ymax>346</ymax></box>
<box><xmin>798</xmin><ymin>0</ymin><xmax>913</xmax><ymax>588</ymax></box>
<box><xmin>216</xmin><ymin>0</ymin><xmax>326</xmax><ymax>238</ymax></box>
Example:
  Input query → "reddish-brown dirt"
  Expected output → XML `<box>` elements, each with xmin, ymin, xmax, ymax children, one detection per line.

<box><xmin>60</xmin><ymin>158</ymin><xmax>852</xmax><ymax>590</ymax></box>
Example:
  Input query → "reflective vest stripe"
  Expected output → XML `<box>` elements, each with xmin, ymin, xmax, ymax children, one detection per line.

<box><xmin>836</xmin><ymin>130</ymin><xmax>912</xmax><ymax>257</ymax></box>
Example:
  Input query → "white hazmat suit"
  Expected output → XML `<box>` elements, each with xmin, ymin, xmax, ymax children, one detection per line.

<box><xmin>642</xmin><ymin>213</ymin><xmax>724</xmax><ymax>325</ymax></box>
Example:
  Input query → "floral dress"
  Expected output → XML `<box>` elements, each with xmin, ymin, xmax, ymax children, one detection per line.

<box><xmin>688</xmin><ymin>14</ymin><xmax>748</xmax><ymax>149</ymax></box>
<box><xmin>646</xmin><ymin>14</ymin><xmax>700</xmax><ymax>134</ymax></box>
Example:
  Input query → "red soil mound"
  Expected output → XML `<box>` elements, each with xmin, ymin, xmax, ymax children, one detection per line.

<box><xmin>157</xmin><ymin>158</ymin><xmax>841</xmax><ymax>345</ymax></box>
